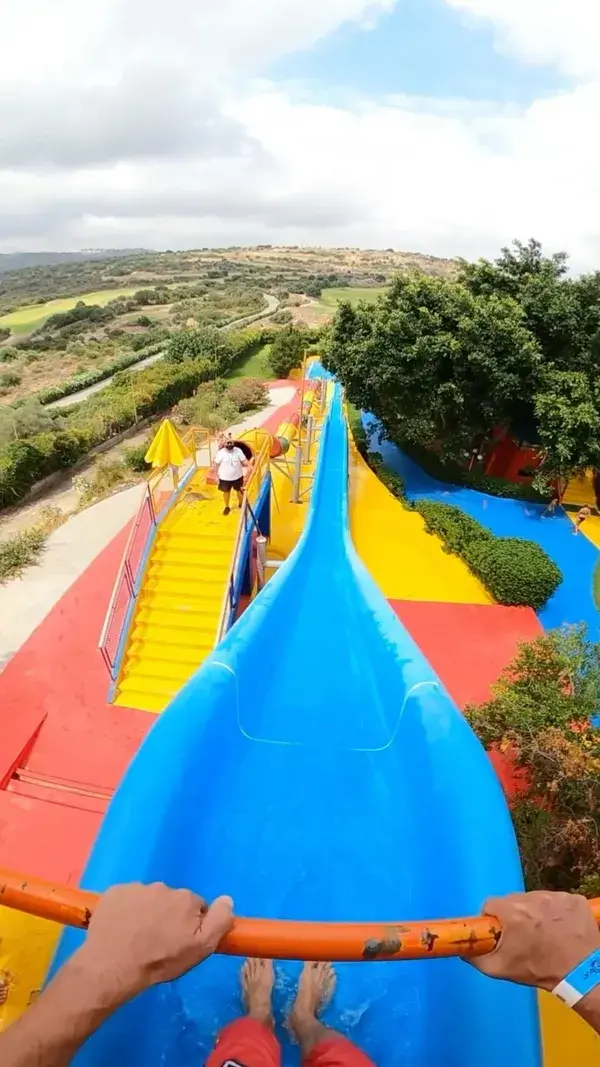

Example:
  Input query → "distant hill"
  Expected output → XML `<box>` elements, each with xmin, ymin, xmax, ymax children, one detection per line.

<box><xmin>0</xmin><ymin>250</ymin><xmax>149</xmax><ymax>274</ymax></box>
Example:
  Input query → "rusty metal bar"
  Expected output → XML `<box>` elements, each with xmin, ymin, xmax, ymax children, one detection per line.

<box><xmin>2</xmin><ymin>868</ymin><xmax>600</xmax><ymax>962</ymax></box>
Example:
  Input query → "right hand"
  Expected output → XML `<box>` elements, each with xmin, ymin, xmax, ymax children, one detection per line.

<box><xmin>74</xmin><ymin>882</ymin><xmax>234</xmax><ymax>1004</ymax></box>
<box><xmin>470</xmin><ymin>891</ymin><xmax>600</xmax><ymax>991</ymax></box>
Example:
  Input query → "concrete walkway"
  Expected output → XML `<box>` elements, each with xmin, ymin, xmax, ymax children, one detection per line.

<box><xmin>0</xmin><ymin>384</ymin><xmax>296</xmax><ymax>666</ymax></box>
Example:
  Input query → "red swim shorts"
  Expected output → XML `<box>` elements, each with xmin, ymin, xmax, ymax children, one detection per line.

<box><xmin>206</xmin><ymin>1017</ymin><xmax>375</xmax><ymax>1067</ymax></box>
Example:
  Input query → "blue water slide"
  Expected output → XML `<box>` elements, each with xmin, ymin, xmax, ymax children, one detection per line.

<box><xmin>53</xmin><ymin>387</ymin><xmax>540</xmax><ymax>1067</ymax></box>
<box><xmin>367</xmin><ymin>418</ymin><xmax>600</xmax><ymax>637</ymax></box>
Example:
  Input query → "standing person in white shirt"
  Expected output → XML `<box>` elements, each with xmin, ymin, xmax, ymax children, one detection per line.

<box><xmin>213</xmin><ymin>436</ymin><xmax>249</xmax><ymax>515</ymax></box>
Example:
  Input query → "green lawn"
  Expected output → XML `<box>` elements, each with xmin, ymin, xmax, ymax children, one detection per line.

<box><xmin>227</xmin><ymin>343</ymin><xmax>275</xmax><ymax>380</ymax></box>
<box><xmin>319</xmin><ymin>286</ymin><xmax>389</xmax><ymax>308</ymax></box>
<box><xmin>0</xmin><ymin>287</ymin><xmax>141</xmax><ymax>336</ymax></box>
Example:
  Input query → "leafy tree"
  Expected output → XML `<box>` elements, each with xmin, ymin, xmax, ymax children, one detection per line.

<box><xmin>465</xmin><ymin>625</ymin><xmax>600</xmax><ymax>893</ymax></box>
<box><xmin>269</xmin><ymin>326</ymin><xmax>305</xmax><ymax>378</ymax></box>
<box><xmin>166</xmin><ymin>327</ymin><xmax>233</xmax><ymax>369</ymax></box>
<box><xmin>534</xmin><ymin>371</ymin><xmax>600</xmax><ymax>488</ymax></box>
<box><xmin>325</xmin><ymin>274</ymin><xmax>540</xmax><ymax>459</ymax></box>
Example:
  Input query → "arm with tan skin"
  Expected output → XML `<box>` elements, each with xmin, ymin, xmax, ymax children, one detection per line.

<box><xmin>470</xmin><ymin>891</ymin><xmax>600</xmax><ymax>1035</ymax></box>
<box><xmin>0</xmin><ymin>884</ymin><xmax>234</xmax><ymax>1067</ymax></box>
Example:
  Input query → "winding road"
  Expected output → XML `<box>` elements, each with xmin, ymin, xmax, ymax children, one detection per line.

<box><xmin>47</xmin><ymin>293</ymin><xmax>279</xmax><ymax>411</ymax></box>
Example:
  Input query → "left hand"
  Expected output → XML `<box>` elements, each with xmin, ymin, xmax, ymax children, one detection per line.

<box><xmin>74</xmin><ymin>882</ymin><xmax>234</xmax><ymax>1003</ymax></box>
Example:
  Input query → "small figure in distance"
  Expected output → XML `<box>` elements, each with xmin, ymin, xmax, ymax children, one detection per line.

<box><xmin>542</xmin><ymin>495</ymin><xmax>559</xmax><ymax>518</ymax></box>
<box><xmin>212</xmin><ymin>434</ymin><xmax>249</xmax><ymax>516</ymax></box>
<box><xmin>574</xmin><ymin>505</ymin><xmax>592</xmax><ymax>534</ymax></box>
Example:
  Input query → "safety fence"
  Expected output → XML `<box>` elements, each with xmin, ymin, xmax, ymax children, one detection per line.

<box><xmin>99</xmin><ymin>426</ymin><xmax>214</xmax><ymax>683</ymax></box>
<box><xmin>215</xmin><ymin>430</ymin><xmax>273</xmax><ymax>644</ymax></box>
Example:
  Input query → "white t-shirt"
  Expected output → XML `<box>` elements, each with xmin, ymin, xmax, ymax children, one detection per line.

<box><xmin>215</xmin><ymin>447</ymin><xmax>245</xmax><ymax>481</ymax></box>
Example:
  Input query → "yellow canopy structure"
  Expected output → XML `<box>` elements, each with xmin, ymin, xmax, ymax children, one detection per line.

<box><xmin>144</xmin><ymin>419</ymin><xmax>191</xmax><ymax>469</ymax></box>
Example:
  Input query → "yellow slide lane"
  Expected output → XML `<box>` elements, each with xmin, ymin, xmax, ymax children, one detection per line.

<box><xmin>540</xmin><ymin>991</ymin><xmax>600</xmax><ymax>1064</ymax></box>
<box><xmin>0</xmin><ymin>910</ymin><xmax>61</xmax><ymax>1031</ymax></box>
<box><xmin>348</xmin><ymin>438</ymin><xmax>491</xmax><ymax>604</ymax></box>
<box><xmin>114</xmin><ymin>471</ymin><xmax>237</xmax><ymax>715</ymax></box>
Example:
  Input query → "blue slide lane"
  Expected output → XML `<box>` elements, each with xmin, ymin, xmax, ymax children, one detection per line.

<box><xmin>53</xmin><ymin>388</ymin><xmax>540</xmax><ymax>1067</ymax></box>
<box><xmin>366</xmin><ymin>417</ymin><xmax>600</xmax><ymax>636</ymax></box>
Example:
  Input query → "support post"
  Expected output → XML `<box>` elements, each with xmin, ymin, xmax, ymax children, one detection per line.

<box><xmin>292</xmin><ymin>437</ymin><xmax>302</xmax><ymax>503</ymax></box>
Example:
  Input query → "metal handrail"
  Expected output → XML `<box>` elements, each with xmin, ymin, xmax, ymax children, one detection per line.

<box><xmin>98</xmin><ymin>485</ymin><xmax>155</xmax><ymax>674</ymax></box>
<box><xmin>99</xmin><ymin>422</ymin><xmax>214</xmax><ymax>681</ymax></box>
<box><xmin>214</xmin><ymin>433</ymin><xmax>272</xmax><ymax>645</ymax></box>
<box><xmin>3</xmin><ymin>865</ymin><xmax>600</xmax><ymax>962</ymax></box>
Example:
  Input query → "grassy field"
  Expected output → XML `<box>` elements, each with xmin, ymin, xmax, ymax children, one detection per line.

<box><xmin>0</xmin><ymin>287</ymin><xmax>140</xmax><ymax>335</ymax></box>
<box><xmin>319</xmin><ymin>286</ymin><xmax>389</xmax><ymax>308</ymax></box>
<box><xmin>227</xmin><ymin>343</ymin><xmax>275</xmax><ymax>380</ymax></box>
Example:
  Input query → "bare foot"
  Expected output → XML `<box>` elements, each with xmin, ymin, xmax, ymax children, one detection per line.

<box><xmin>241</xmin><ymin>958</ymin><xmax>275</xmax><ymax>1028</ymax></box>
<box><xmin>289</xmin><ymin>961</ymin><xmax>336</xmax><ymax>1037</ymax></box>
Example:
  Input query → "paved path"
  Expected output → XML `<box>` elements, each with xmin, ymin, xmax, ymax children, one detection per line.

<box><xmin>46</xmin><ymin>294</ymin><xmax>279</xmax><ymax>410</ymax></box>
<box><xmin>0</xmin><ymin>384</ymin><xmax>296</xmax><ymax>666</ymax></box>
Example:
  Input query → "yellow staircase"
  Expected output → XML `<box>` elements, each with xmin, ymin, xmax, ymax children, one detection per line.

<box><xmin>113</xmin><ymin>473</ymin><xmax>238</xmax><ymax>714</ymax></box>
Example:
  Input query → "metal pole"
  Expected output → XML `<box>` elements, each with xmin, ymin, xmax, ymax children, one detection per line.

<box><xmin>304</xmin><ymin>415</ymin><xmax>314</xmax><ymax>464</ymax></box>
<box><xmin>292</xmin><ymin>435</ymin><xmax>302</xmax><ymax>503</ymax></box>
<box><xmin>256</xmin><ymin>535</ymin><xmax>267</xmax><ymax>588</ymax></box>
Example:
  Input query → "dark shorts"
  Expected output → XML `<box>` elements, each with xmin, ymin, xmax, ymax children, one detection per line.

<box><xmin>219</xmin><ymin>477</ymin><xmax>244</xmax><ymax>492</ymax></box>
<box><xmin>206</xmin><ymin>1018</ymin><xmax>375</xmax><ymax>1067</ymax></box>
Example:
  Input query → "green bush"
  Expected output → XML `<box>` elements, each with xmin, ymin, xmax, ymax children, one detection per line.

<box><xmin>268</xmin><ymin>325</ymin><xmax>305</xmax><ymax>377</ymax></box>
<box><xmin>0</xmin><ymin>347</ymin><xmax>18</xmax><ymax>363</ymax></box>
<box><xmin>123</xmin><ymin>443</ymin><xmax>151</xmax><ymax>472</ymax></box>
<box><xmin>414</xmin><ymin>499</ymin><xmax>561</xmax><ymax>610</ymax></box>
<box><xmin>347</xmin><ymin>403</ymin><xmax>368</xmax><ymax>457</ymax></box>
<box><xmin>466</xmin><ymin>537</ymin><xmax>562</xmax><ymax>612</ymax></box>
<box><xmin>0</xmin><ymin>370</ymin><xmax>21</xmax><ymax>388</ymax></box>
<box><xmin>226</xmin><ymin>378</ymin><xmax>268</xmax><ymax>412</ymax></box>
<box><xmin>37</xmin><ymin>341</ymin><xmax>166</xmax><ymax>404</ymax></box>
<box><xmin>0</xmin><ymin>356</ymin><xmax>224</xmax><ymax>508</ymax></box>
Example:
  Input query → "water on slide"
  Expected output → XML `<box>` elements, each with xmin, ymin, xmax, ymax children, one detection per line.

<box><xmin>53</xmin><ymin>386</ymin><xmax>541</xmax><ymax>1066</ymax></box>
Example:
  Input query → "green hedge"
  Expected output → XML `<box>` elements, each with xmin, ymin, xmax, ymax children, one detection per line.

<box><xmin>0</xmin><ymin>354</ymin><xmax>224</xmax><ymax>508</ymax></box>
<box><xmin>414</xmin><ymin>500</ymin><xmax>562</xmax><ymax>611</ymax></box>
<box><xmin>38</xmin><ymin>340</ymin><xmax>166</xmax><ymax>404</ymax></box>
<box><xmin>347</xmin><ymin>403</ymin><xmax>368</xmax><ymax>457</ymax></box>
<box><xmin>361</xmin><ymin>447</ymin><xmax>561</xmax><ymax>611</ymax></box>
<box><xmin>399</xmin><ymin>440</ymin><xmax>549</xmax><ymax>503</ymax></box>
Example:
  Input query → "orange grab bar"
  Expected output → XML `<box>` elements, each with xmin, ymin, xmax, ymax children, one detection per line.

<box><xmin>2</xmin><ymin>868</ymin><xmax>600</xmax><ymax>962</ymax></box>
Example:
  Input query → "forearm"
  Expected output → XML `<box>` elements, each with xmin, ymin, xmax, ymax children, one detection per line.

<box><xmin>0</xmin><ymin>954</ymin><xmax>125</xmax><ymax>1067</ymax></box>
<box><xmin>576</xmin><ymin>987</ymin><xmax>600</xmax><ymax>1036</ymax></box>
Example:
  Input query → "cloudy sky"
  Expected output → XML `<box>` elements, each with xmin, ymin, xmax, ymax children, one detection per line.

<box><xmin>1</xmin><ymin>0</ymin><xmax>599</xmax><ymax>267</ymax></box>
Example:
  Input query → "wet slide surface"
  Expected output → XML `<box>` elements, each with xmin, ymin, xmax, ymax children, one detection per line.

<box><xmin>367</xmin><ymin>419</ymin><xmax>600</xmax><ymax>637</ymax></box>
<box><xmin>53</xmin><ymin>389</ymin><xmax>540</xmax><ymax>1067</ymax></box>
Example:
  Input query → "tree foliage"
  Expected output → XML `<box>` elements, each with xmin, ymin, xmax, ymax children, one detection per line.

<box><xmin>325</xmin><ymin>273</ymin><xmax>540</xmax><ymax>459</ymax></box>
<box><xmin>328</xmin><ymin>239</ymin><xmax>600</xmax><ymax>482</ymax></box>
<box><xmin>268</xmin><ymin>325</ymin><xmax>305</xmax><ymax>378</ymax></box>
<box><xmin>465</xmin><ymin>625</ymin><xmax>600</xmax><ymax>893</ymax></box>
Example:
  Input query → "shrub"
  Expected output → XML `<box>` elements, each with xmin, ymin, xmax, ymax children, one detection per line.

<box><xmin>414</xmin><ymin>499</ymin><xmax>561</xmax><ymax>609</ymax></box>
<box><xmin>37</xmin><ymin>343</ymin><xmax>166</xmax><ymax>404</ymax></box>
<box><xmin>268</xmin><ymin>325</ymin><xmax>305</xmax><ymax>377</ymax></box>
<box><xmin>0</xmin><ymin>371</ymin><xmax>21</xmax><ymax>388</ymax></box>
<box><xmin>123</xmin><ymin>443</ymin><xmax>151</xmax><ymax>472</ymax></box>
<box><xmin>347</xmin><ymin>403</ymin><xmax>368</xmax><ymax>457</ymax></box>
<box><xmin>466</xmin><ymin>536</ymin><xmax>562</xmax><ymax>611</ymax></box>
<box><xmin>226</xmin><ymin>378</ymin><xmax>268</xmax><ymax>412</ymax></box>
<box><xmin>74</xmin><ymin>458</ymin><xmax>137</xmax><ymax>507</ymax></box>
<box><xmin>0</xmin><ymin>347</ymin><xmax>18</xmax><ymax>363</ymax></box>
<box><xmin>465</xmin><ymin>625</ymin><xmax>600</xmax><ymax>893</ymax></box>
<box><xmin>0</xmin><ymin>327</ymin><xmax>10</xmax><ymax>342</ymax></box>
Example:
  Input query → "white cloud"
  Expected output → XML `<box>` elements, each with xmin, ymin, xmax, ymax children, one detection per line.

<box><xmin>444</xmin><ymin>0</ymin><xmax>600</xmax><ymax>80</ymax></box>
<box><xmin>0</xmin><ymin>0</ymin><xmax>599</xmax><ymax>272</ymax></box>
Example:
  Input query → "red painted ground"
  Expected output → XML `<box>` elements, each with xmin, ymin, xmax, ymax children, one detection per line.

<box><xmin>391</xmin><ymin>600</ymin><xmax>543</xmax><ymax>795</ymax></box>
<box><xmin>392</xmin><ymin>601</ymin><xmax>542</xmax><ymax>709</ymax></box>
